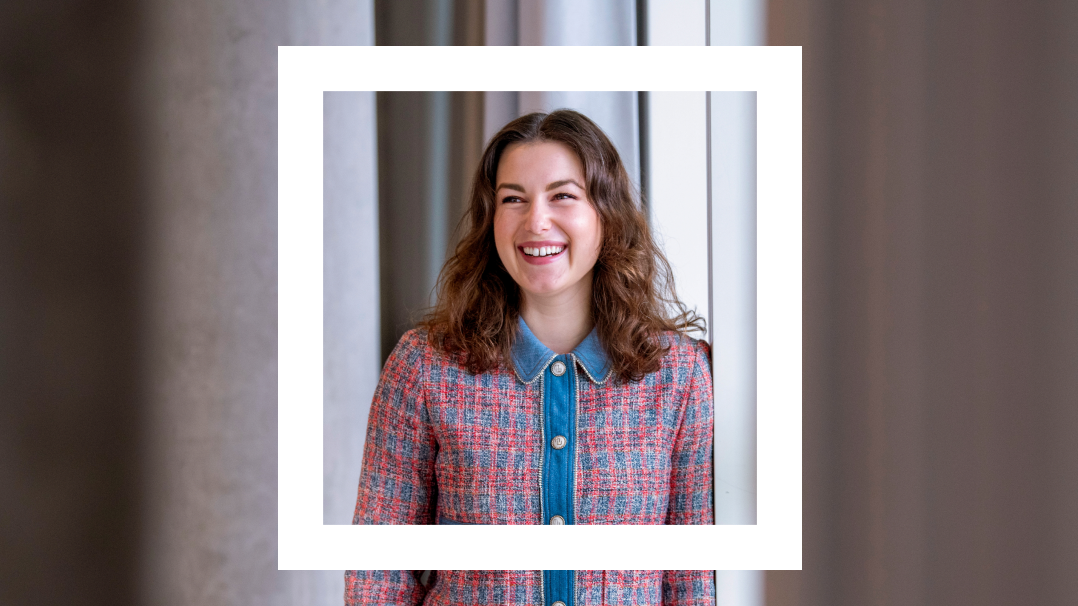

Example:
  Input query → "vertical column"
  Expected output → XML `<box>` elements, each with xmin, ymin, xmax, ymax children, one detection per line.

<box><xmin>643</xmin><ymin>0</ymin><xmax>709</xmax><ymax>335</ymax></box>
<box><xmin>644</xmin><ymin>91</ymin><xmax>710</xmax><ymax>336</ymax></box>
<box><xmin>139</xmin><ymin>0</ymin><xmax>375</xmax><ymax>604</ymax></box>
<box><xmin>0</xmin><ymin>2</ymin><xmax>145</xmax><ymax>605</ymax></box>
<box><xmin>708</xmin><ymin>92</ymin><xmax>757</xmax><ymax>526</ymax></box>
<box><xmin>324</xmin><ymin>92</ymin><xmax>380</xmax><ymax>525</ymax></box>
<box><xmin>778</xmin><ymin>0</ymin><xmax>1078</xmax><ymax>604</ymax></box>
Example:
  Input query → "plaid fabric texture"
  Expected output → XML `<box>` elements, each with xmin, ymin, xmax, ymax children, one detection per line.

<box><xmin>345</xmin><ymin>570</ymin><xmax>715</xmax><ymax>606</ymax></box>
<box><xmin>347</xmin><ymin>329</ymin><xmax>715</xmax><ymax>605</ymax></box>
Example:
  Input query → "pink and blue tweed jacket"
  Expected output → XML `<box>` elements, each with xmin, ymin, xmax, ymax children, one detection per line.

<box><xmin>346</xmin><ymin>319</ymin><xmax>715</xmax><ymax>605</ymax></box>
<box><xmin>346</xmin><ymin>571</ymin><xmax>715</xmax><ymax>606</ymax></box>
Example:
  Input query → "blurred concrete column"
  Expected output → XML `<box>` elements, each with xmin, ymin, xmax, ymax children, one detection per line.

<box><xmin>0</xmin><ymin>2</ymin><xmax>146</xmax><ymax>604</ymax></box>
<box><xmin>773</xmin><ymin>0</ymin><xmax>1078</xmax><ymax>604</ymax></box>
<box><xmin>138</xmin><ymin>1</ymin><xmax>375</xmax><ymax>605</ymax></box>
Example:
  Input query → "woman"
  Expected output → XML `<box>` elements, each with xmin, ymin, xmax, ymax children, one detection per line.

<box><xmin>347</xmin><ymin>110</ymin><xmax>715</xmax><ymax>606</ymax></box>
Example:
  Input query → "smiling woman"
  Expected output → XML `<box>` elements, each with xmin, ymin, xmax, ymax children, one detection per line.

<box><xmin>493</xmin><ymin>140</ymin><xmax>602</xmax><ymax>354</ymax></box>
<box><xmin>347</xmin><ymin>110</ymin><xmax>715</xmax><ymax>606</ymax></box>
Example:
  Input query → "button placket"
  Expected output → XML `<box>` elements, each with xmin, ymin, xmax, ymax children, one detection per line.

<box><xmin>542</xmin><ymin>354</ymin><xmax>574</xmax><ymax>529</ymax></box>
<box><xmin>539</xmin><ymin>352</ymin><xmax>576</xmax><ymax>606</ymax></box>
<box><xmin>544</xmin><ymin>570</ymin><xmax>573</xmax><ymax>606</ymax></box>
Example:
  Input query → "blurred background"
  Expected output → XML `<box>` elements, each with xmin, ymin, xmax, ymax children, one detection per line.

<box><xmin>1</xmin><ymin>0</ymin><xmax>1076</xmax><ymax>605</ymax></box>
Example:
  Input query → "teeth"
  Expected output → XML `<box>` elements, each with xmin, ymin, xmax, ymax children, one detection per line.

<box><xmin>522</xmin><ymin>246</ymin><xmax>565</xmax><ymax>257</ymax></box>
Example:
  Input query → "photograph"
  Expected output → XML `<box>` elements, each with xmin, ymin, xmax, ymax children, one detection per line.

<box><xmin>320</xmin><ymin>86</ymin><xmax>761</xmax><ymax>604</ymax></box>
<box><xmin>323</xmin><ymin>89</ymin><xmax>757</xmax><ymax>534</ymax></box>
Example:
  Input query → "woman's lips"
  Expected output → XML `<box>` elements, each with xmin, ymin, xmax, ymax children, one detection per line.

<box><xmin>518</xmin><ymin>243</ymin><xmax>566</xmax><ymax>265</ymax></box>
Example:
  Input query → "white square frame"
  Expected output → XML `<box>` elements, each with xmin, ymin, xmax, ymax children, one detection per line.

<box><xmin>279</xmin><ymin>45</ymin><xmax>801</xmax><ymax>570</ymax></box>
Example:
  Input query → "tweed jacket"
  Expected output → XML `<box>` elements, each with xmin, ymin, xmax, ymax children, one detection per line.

<box><xmin>345</xmin><ymin>571</ymin><xmax>715</xmax><ymax>606</ymax></box>
<box><xmin>346</xmin><ymin>319</ymin><xmax>715</xmax><ymax>605</ymax></box>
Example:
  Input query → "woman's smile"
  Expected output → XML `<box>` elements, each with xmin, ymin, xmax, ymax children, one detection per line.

<box><xmin>518</xmin><ymin>240</ymin><xmax>567</xmax><ymax>264</ymax></box>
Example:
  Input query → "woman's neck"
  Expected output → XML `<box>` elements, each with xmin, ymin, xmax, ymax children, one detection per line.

<box><xmin>520</xmin><ymin>285</ymin><xmax>593</xmax><ymax>355</ymax></box>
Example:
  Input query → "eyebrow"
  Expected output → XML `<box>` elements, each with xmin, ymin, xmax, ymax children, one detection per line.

<box><xmin>495</xmin><ymin>179</ymin><xmax>585</xmax><ymax>193</ymax></box>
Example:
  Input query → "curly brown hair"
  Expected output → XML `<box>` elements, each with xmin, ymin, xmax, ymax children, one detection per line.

<box><xmin>417</xmin><ymin>109</ymin><xmax>704</xmax><ymax>382</ymax></box>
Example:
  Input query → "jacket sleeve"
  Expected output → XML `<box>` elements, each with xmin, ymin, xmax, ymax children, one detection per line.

<box><xmin>662</xmin><ymin>570</ymin><xmax>716</xmax><ymax>606</ymax></box>
<box><xmin>666</xmin><ymin>340</ymin><xmax>715</xmax><ymax>526</ymax></box>
<box><xmin>345</xmin><ymin>333</ymin><xmax>438</xmax><ymax>606</ymax></box>
<box><xmin>345</xmin><ymin>570</ymin><xmax>428</xmax><ymax>606</ymax></box>
<box><xmin>352</xmin><ymin>330</ymin><xmax>438</xmax><ymax>525</ymax></box>
<box><xmin>661</xmin><ymin>344</ymin><xmax>717</xmax><ymax>604</ymax></box>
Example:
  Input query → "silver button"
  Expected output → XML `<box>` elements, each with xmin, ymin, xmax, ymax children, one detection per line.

<box><xmin>550</xmin><ymin>360</ymin><xmax>566</xmax><ymax>376</ymax></box>
<box><xmin>551</xmin><ymin>435</ymin><xmax>567</xmax><ymax>449</ymax></box>
<box><xmin>553</xmin><ymin>602</ymin><xmax>566</xmax><ymax>606</ymax></box>
<box><xmin>549</xmin><ymin>515</ymin><xmax>565</xmax><ymax>525</ymax></box>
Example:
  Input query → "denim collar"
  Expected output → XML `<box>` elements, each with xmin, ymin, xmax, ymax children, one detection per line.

<box><xmin>511</xmin><ymin>316</ymin><xmax>611</xmax><ymax>384</ymax></box>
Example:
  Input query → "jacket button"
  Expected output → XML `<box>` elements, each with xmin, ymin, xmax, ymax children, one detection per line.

<box><xmin>551</xmin><ymin>360</ymin><xmax>566</xmax><ymax>376</ymax></box>
<box><xmin>549</xmin><ymin>515</ymin><xmax>565</xmax><ymax>525</ymax></box>
<box><xmin>551</xmin><ymin>435</ymin><xmax>567</xmax><ymax>449</ymax></box>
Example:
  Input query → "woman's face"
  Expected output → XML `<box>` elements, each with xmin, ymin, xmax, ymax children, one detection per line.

<box><xmin>493</xmin><ymin>141</ymin><xmax>602</xmax><ymax>306</ymax></box>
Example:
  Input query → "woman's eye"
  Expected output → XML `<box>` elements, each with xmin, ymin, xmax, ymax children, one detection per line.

<box><xmin>553</xmin><ymin>193</ymin><xmax>576</xmax><ymax>200</ymax></box>
<box><xmin>501</xmin><ymin>196</ymin><xmax>523</xmax><ymax>204</ymax></box>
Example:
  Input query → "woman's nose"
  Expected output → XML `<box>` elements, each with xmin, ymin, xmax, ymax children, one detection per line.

<box><xmin>525</xmin><ymin>199</ymin><xmax>551</xmax><ymax>233</ymax></box>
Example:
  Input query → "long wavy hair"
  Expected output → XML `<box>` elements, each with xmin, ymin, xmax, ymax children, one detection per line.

<box><xmin>418</xmin><ymin>109</ymin><xmax>704</xmax><ymax>383</ymax></box>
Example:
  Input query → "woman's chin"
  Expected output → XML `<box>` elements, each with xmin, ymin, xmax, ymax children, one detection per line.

<box><xmin>520</xmin><ymin>279</ymin><xmax>593</xmax><ymax>304</ymax></box>
<box><xmin>520</xmin><ymin>284</ymin><xmax>563</xmax><ymax>300</ymax></box>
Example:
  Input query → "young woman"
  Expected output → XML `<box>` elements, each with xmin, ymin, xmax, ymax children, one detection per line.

<box><xmin>346</xmin><ymin>110</ymin><xmax>715</xmax><ymax>606</ymax></box>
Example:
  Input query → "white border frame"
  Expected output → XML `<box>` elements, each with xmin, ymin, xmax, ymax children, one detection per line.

<box><xmin>279</xmin><ymin>45</ymin><xmax>801</xmax><ymax>570</ymax></box>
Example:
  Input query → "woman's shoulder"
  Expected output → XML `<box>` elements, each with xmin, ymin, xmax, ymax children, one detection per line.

<box><xmin>656</xmin><ymin>330</ymin><xmax>711</xmax><ymax>371</ymax></box>
<box><xmin>387</xmin><ymin>327</ymin><xmax>472</xmax><ymax>372</ymax></box>
<box><xmin>383</xmin><ymin>328</ymin><xmax>435</xmax><ymax>369</ymax></box>
<box><xmin>396</xmin><ymin>327</ymin><xmax>431</xmax><ymax>350</ymax></box>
